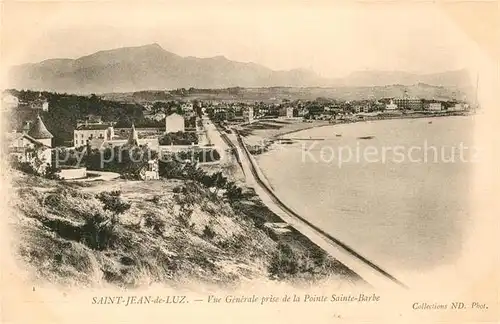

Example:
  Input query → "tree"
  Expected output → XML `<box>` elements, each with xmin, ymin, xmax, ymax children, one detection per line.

<box><xmin>210</xmin><ymin>172</ymin><xmax>227</xmax><ymax>197</ymax></box>
<box><xmin>224</xmin><ymin>181</ymin><xmax>243</xmax><ymax>201</ymax></box>
<box><xmin>96</xmin><ymin>190</ymin><xmax>131</xmax><ymax>220</ymax></box>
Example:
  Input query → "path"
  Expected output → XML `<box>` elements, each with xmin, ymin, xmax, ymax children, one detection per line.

<box><xmin>202</xmin><ymin>115</ymin><xmax>234</xmax><ymax>165</ymax></box>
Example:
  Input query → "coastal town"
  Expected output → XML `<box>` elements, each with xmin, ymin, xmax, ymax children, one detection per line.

<box><xmin>2</xmin><ymin>2</ymin><xmax>497</xmax><ymax>323</ymax></box>
<box><xmin>3</xmin><ymin>86</ymin><xmax>477</xmax><ymax>289</ymax></box>
<box><xmin>4</xmin><ymin>89</ymin><xmax>474</xmax><ymax>180</ymax></box>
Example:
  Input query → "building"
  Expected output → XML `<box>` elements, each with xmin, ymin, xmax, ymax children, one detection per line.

<box><xmin>139</xmin><ymin>159</ymin><xmax>160</xmax><ymax>180</ymax></box>
<box><xmin>144</xmin><ymin>112</ymin><xmax>166</xmax><ymax>122</ymax></box>
<box><xmin>126</xmin><ymin>124</ymin><xmax>139</xmax><ymax>147</ymax></box>
<box><xmin>385</xmin><ymin>100</ymin><xmax>398</xmax><ymax>110</ymax></box>
<box><xmin>427</xmin><ymin>102</ymin><xmax>443</xmax><ymax>111</ymax></box>
<box><xmin>114</xmin><ymin>127</ymin><xmax>163</xmax><ymax>138</ymax></box>
<box><xmin>181</xmin><ymin>102</ymin><xmax>194</xmax><ymax>112</ymax></box>
<box><xmin>449</xmin><ymin>103</ymin><xmax>465</xmax><ymax>111</ymax></box>
<box><xmin>77</xmin><ymin>115</ymin><xmax>104</xmax><ymax>127</ymax></box>
<box><xmin>354</xmin><ymin>105</ymin><xmax>370</xmax><ymax>113</ymax></box>
<box><xmin>297</xmin><ymin>107</ymin><xmax>308</xmax><ymax>117</ymax></box>
<box><xmin>277</xmin><ymin>106</ymin><xmax>293</xmax><ymax>118</ymax></box>
<box><xmin>89</xmin><ymin>124</ymin><xmax>160</xmax><ymax>151</ymax></box>
<box><xmin>9</xmin><ymin>115</ymin><xmax>53</xmax><ymax>171</ymax></box>
<box><xmin>74</xmin><ymin>124</ymin><xmax>114</xmax><ymax>148</ymax></box>
<box><xmin>42</xmin><ymin>101</ymin><xmax>49</xmax><ymax>112</ymax></box>
<box><xmin>2</xmin><ymin>94</ymin><xmax>19</xmax><ymax>110</ymax></box>
<box><xmin>257</xmin><ymin>106</ymin><xmax>269</xmax><ymax>117</ymax></box>
<box><xmin>9</xmin><ymin>133</ymin><xmax>52</xmax><ymax>170</ymax></box>
<box><xmin>24</xmin><ymin>97</ymin><xmax>49</xmax><ymax>111</ymax></box>
<box><xmin>243</xmin><ymin>106</ymin><xmax>254</xmax><ymax>122</ymax></box>
<box><xmin>28</xmin><ymin>115</ymin><xmax>53</xmax><ymax>148</ymax></box>
<box><xmin>165</xmin><ymin>113</ymin><xmax>185</xmax><ymax>133</ymax></box>
<box><xmin>393</xmin><ymin>97</ymin><xmax>423</xmax><ymax>110</ymax></box>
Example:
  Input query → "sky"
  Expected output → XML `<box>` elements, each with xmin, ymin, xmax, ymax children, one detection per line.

<box><xmin>0</xmin><ymin>1</ymin><xmax>494</xmax><ymax>82</ymax></box>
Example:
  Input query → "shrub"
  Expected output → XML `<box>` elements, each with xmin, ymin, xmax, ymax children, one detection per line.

<box><xmin>177</xmin><ymin>207</ymin><xmax>193</xmax><ymax>228</ymax></box>
<box><xmin>96</xmin><ymin>191</ymin><xmax>131</xmax><ymax>215</ymax></box>
<box><xmin>11</xmin><ymin>161</ymin><xmax>40</xmax><ymax>176</ymax></box>
<box><xmin>159</xmin><ymin>131</ymin><xmax>198</xmax><ymax>145</ymax></box>
<box><xmin>224</xmin><ymin>182</ymin><xmax>243</xmax><ymax>201</ymax></box>
<box><xmin>43</xmin><ymin>193</ymin><xmax>61</xmax><ymax>208</ymax></box>
<box><xmin>80</xmin><ymin>213</ymin><xmax>118</xmax><ymax>251</ymax></box>
<box><xmin>202</xmin><ymin>225</ymin><xmax>216</xmax><ymax>240</ymax></box>
<box><xmin>268</xmin><ymin>242</ymin><xmax>300</xmax><ymax>278</ymax></box>
<box><xmin>147</xmin><ymin>195</ymin><xmax>161</xmax><ymax>204</ymax></box>
<box><xmin>44</xmin><ymin>165</ymin><xmax>61</xmax><ymax>180</ymax></box>
<box><xmin>143</xmin><ymin>213</ymin><xmax>166</xmax><ymax>235</ymax></box>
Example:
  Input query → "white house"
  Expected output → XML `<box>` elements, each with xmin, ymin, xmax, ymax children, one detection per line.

<box><xmin>385</xmin><ymin>100</ymin><xmax>398</xmax><ymax>110</ymax></box>
<box><xmin>286</xmin><ymin>107</ymin><xmax>294</xmax><ymax>118</ymax></box>
<box><xmin>243</xmin><ymin>106</ymin><xmax>254</xmax><ymax>122</ymax></box>
<box><xmin>298</xmin><ymin>107</ymin><xmax>308</xmax><ymax>117</ymax></box>
<box><xmin>74</xmin><ymin>124</ymin><xmax>114</xmax><ymax>148</ymax></box>
<box><xmin>9</xmin><ymin>115</ymin><xmax>53</xmax><ymax>172</ymax></box>
<box><xmin>165</xmin><ymin>113</ymin><xmax>185</xmax><ymax>133</ymax></box>
<box><xmin>181</xmin><ymin>102</ymin><xmax>194</xmax><ymax>112</ymax></box>
<box><xmin>139</xmin><ymin>160</ymin><xmax>160</xmax><ymax>181</ymax></box>
<box><xmin>89</xmin><ymin>124</ymin><xmax>160</xmax><ymax>151</ymax></box>
<box><xmin>427</xmin><ymin>103</ymin><xmax>443</xmax><ymax>111</ymax></box>
<box><xmin>449</xmin><ymin>103</ymin><xmax>465</xmax><ymax>111</ymax></box>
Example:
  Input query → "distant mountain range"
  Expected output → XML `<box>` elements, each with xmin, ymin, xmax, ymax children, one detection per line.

<box><xmin>8</xmin><ymin>43</ymin><xmax>472</xmax><ymax>94</ymax></box>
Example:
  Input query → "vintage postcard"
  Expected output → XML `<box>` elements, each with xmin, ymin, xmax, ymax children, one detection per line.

<box><xmin>0</xmin><ymin>1</ymin><xmax>498</xmax><ymax>323</ymax></box>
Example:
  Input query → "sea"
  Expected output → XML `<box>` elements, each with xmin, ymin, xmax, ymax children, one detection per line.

<box><xmin>256</xmin><ymin>116</ymin><xmax>476</xmax><ymax>284</ymax></box>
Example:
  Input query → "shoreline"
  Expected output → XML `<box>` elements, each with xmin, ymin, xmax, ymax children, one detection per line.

<box><xmin>230</xmin><ymin>129</ymin><xmax>406</xmax><ymax>288</ymax></box>
<box><xmin>271</xmin><ymin>111</ymin><xmax>472</xmax><ymax>140</ymax></box>
<box><xmin>239</xmin><ymin>111</ymin><xmax>472</xmax><ymax>149</ymax></box>
<box><xmin>246</xmin><ymin>113</ymin><xmax>473</xmax><ymax>286</ymax></box>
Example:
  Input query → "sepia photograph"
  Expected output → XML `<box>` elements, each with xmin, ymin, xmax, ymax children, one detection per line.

<box><xmin>0</xmin><ymin>1</ymin><xmax>498</xmax><ymax>323</ymax></box>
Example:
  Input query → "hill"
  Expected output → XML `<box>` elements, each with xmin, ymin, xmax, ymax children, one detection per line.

<box><xmin>9</xmin><ymin>43</ymin><xmax>472</xmax><ymax>94</ymax></box>
<box><xmin>10</xmin><ymin>170</ymin><xmax>362</xmax><ymax>287</ymax></box>
<box><xmin>102</xmin><ymin>84</ymin><xmax>471</xmax><ymax>104</ymax></box>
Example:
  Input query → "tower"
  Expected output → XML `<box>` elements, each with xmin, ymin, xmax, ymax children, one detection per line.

<box><xmin>28</xmin><ymin>114</ymin><xmax>53</xmax><ymax>147</ymax></box>
<box><xmin>127</xmin><ymin>123</ymin><xmax>139</xmax><ymax>146</ymax></box>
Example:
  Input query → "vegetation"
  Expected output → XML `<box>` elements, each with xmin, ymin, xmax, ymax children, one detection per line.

<box><xmin>52</xmin><ymin>145</ymin><xmax>158</xmax><ymax>178</ymax></box>
<box><xmin>96</xmin><ymin>191</ymin><xmax>131</xmax><ymax>216</ymax></box>
<box><xmin>12</xmin><ymin>165</ymin><xmax>361</xmax><ymax>287</ymax></box>
<box><xmin>9</xmin><ymin>90</ymin><xmax>148</xmax><ymax>146</ymax></box>
<box><xmin>9</xmin><ymin>148</ymin><xmax>61</xmax><ymax>180</ymax></box>
<box><xmin>159</xmin><ymin>131</ymin><xmax>198</xmax><ymax>145</ymax></box>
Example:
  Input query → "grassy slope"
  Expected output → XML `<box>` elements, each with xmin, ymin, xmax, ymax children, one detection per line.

<box><xmin>11</xmin><ymin>171</ymin><xmax>362</xmax><ymax>288</ymax></box>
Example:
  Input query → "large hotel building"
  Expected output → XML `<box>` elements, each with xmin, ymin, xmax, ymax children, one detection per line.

<box><xmin>393</xmin><ymin>97</ymin><xmax>424</xmax><ymax>110</ymax></box>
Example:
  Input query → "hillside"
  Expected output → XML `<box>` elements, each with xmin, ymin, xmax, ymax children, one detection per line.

<box><xmin>10</xmin><ymin>171</ymin><xmax>362</xmax><ymax>287</ymax></box>
<box><xmin>9</xmin><ymin>43</ymin><xmax>471</xmax><ymax>94</ymax></box>
<box><xmin>103</xmin><ymin>84</ymin><xmax>471</xmax><ymax>103</ymax></box>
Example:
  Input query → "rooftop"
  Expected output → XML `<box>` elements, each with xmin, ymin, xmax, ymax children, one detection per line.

<box><xmin>27</xmin><ymin>115</ymin><xmax>53</xmax><ymax>139</ymax></box>
<box><xmin>76</xmin><ymin>124</ymin><xmax>112</xmax><ymax>130</ymax></box>
<box><xmin>8</xmin><ymin>132</ymin><xmax>51</xmax><ymax>149</ymax></box>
